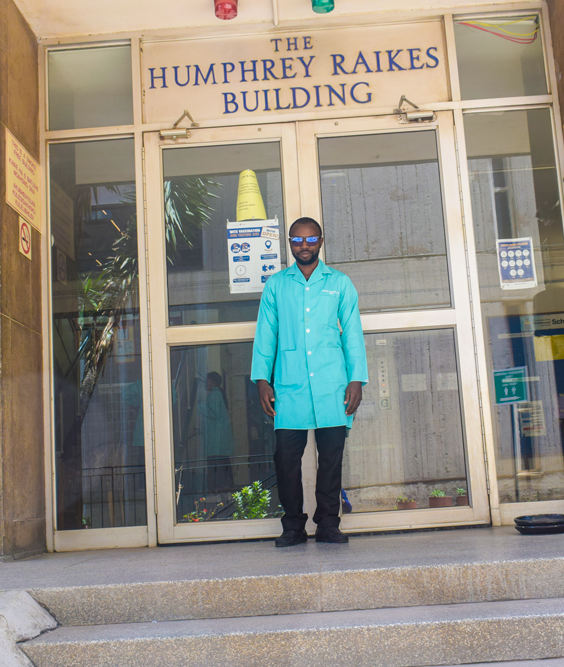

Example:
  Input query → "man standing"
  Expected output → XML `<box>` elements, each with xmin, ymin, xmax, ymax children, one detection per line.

<box><xmin>251</xmin><ymin>217</ymin><xmax>368</xmax><ymax>547</ymax></box>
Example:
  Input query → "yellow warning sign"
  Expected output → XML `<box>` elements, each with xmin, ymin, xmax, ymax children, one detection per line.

<box><xmin>5</xmin><ymin>129</ymin><xmax>41</xmax><ymax>231</ymax></box>
<box><xmin>534</xmin><ymin>334</ymin><xmax>564</xmax><ymax>361</ymax></box>
<box><xmin>236</xmin><ymin>170</ymin><xmax>267</xmax><ymax>221</ymax></box>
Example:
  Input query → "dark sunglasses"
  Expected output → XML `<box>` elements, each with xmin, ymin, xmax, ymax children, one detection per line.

<box><xmin>289</xmin><ymin>236</ymin><xmax>321</xmax><ymax>246</ymax></box>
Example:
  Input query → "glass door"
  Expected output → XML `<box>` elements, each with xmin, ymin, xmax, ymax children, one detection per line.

<box><xmin>145</xmin><ymin>123</ymin><xmax>301</xmax><ymax>542</ymax></box>
<box><xmin>298</xmin><ymin>113</ymin><xmax>490</xmax><ymax>531</ymax></box>
<box><xmin>145</xmin><ymin>113</ymin><xmax>491</xmax><ymax>544</ymax></box>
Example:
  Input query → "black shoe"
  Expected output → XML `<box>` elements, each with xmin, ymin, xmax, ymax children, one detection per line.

<box><xmin>315</xmin><ymin>526</ymin><xmax>349</xmax><ymax>543</ymax></box>
<box><xmin>275</xmin><ymin>529</ymin><xmax>308</xmax><ymax>547</ymax></box>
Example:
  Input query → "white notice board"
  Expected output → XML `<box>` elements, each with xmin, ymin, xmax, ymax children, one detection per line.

<box><xmin>227</xmin><ymin>218</ymin><xmax>281</xmax><ymax>294</ymax></box>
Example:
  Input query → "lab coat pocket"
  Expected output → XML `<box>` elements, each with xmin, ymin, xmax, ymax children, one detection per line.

<box><xmin>321</xmin><ymin>347</ymin><xmax>347</xmax><ymax>385</ymax></box>
<box><xmin>320</xmin><ymin>292</ymin><xmax>339</xmax><ymax>325</ymax></box>
<box><xmin>278</xmin><ymin>350</ymin><xmax>304</xmax><ymax>386</ymax></box>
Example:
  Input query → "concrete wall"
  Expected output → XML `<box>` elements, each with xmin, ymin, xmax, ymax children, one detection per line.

<box><xmin>0</xmin><ymin>0</ymin><xmax>44</xmax><ymax>559</ymax></box>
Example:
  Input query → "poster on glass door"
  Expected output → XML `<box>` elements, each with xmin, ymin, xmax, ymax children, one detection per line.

<box><xmin>227</xmin><ymin>219</ymin><xmax>281</xmax><ymax>294</ymax></box>
<box><xmin>496</xmin><ymin>237</ymin><xmax>537</xmax><ymax>290</ymax></box>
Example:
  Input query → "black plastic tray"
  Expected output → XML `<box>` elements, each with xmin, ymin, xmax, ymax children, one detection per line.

<box><xmin>514</xmin><ymin>514</ymin><xmax>564</xmax><ymax>527</ymax></box>
<box><xmin>515</xmin><ymin>523</ymin><xmax>564</xmax><ymax>535</ymax></box>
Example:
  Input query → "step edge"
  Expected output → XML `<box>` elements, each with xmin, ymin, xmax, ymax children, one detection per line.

<box><xmin>21</xmin><ymin>599</ymin><xmax>564</xmax><ymax>647</ymax></box>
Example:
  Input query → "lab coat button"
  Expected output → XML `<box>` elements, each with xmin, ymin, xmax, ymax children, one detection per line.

<box><xmin>310</xmin><ymin>373</ymin><xmax>314</xmax><ymax>377</ymax></box>
<box><xmin>306</xmin><ymin>329</ymin><xmax>310</xmax><ymax>333</ymax></box>
<box><xmin>308</xmin><ymin>351</ymin><xmax>312</xmax><ymax>355</ymax></box>
<box><xmin>306</xmin><ymin>308</ymin><xmax>310</xmax><ymax>312</ymax></box>
<box><xmin>306</xmin><ymin>287</ymin><xmax>310</xmax><ymax>291</ymax></box>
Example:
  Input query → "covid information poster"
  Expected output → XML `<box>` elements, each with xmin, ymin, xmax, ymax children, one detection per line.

<box><xmin>496</xmin><ymin>237</ymin><xmax>537</xmax><ymax>290</ymax></box>
<box><xmin>227</xmin><ymin>218</ymin><xmax>281</xmax><ymax>294</ymax></box>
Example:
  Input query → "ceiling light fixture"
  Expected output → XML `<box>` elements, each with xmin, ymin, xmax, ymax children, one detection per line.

<box><xmin>215</xmin><ymin>0</ymin><xmax>238</xmax><ymax>19</ymax></box>
<box><xmin>312</xmin><ymin>0</ymin><xmax>335</xmax><ymax>13</ymax></box>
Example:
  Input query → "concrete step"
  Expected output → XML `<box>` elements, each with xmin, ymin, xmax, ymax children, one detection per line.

<box><xmin>29</xmin><ymin>554</ymin><xmax>564</xmax><ymax>626</ymax></box>
<box><xmin>21</xmin><ymin>597</ymin><xmax>564</xmax><ymax>667</ymax></box>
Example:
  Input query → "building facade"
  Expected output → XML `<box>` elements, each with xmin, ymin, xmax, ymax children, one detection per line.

<box><xmin>2</xmin><ymin>0</ymin><xmax>564</xmax><ymax>558</ymax></box>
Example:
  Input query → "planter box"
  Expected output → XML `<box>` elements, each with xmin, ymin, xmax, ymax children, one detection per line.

<box><xmin>397</xmin><ymin>501</ymin><xmax>417</xmax><ymax>510</ymax></box>
<box><xmin>456</xmin><ymin>496</ymin><xmax>469</xmax><ymax>506</ymax></box>
<box><xmin>429</xmin><ymin>496</ymin><xmax>453</xmax><ymax>508</ymax></box>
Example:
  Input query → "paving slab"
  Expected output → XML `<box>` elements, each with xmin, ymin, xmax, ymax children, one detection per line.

<box><xmin>1</xmin><ymin>526</ymin><xmax>563</xmax><ymax>590</ymax></box>
<box><xmin>21</xmin><ymin>597</ymin><xmax>564</xmax><ymax>667</ymax></box>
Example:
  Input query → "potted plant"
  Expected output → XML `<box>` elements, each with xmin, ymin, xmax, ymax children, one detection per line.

<box><xmin>429</xmin><ymin>489</ymin><xmax>453</xmax><ymax>508</ymax></box>
<box><xmin>396</xmin><ymin>496</ymin><xmax>417</xmax><ymax>510</ymax></box>
<box><xmin>456</xmin><ymin>488</ymin><xmax>469</xmax><ymax>506</ymax></box>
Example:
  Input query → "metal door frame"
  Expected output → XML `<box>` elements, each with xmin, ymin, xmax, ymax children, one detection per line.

<box><xmin>145</xmin><ymin>113</ymin><xmax>490</xmax><ymax>543</ymax></box>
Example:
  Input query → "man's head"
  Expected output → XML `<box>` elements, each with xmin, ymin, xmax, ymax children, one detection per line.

<box><xmin>289</xmin><ymin>217</ymin><xmax>323</xmax><ymax>266</ymax></box>
<box><xmin>206</xmin><ymin>371</ymin><xmax>222</xmax><ymax>391</ymax></box>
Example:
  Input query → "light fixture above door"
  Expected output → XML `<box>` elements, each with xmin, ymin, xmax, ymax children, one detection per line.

<box><xmin>312</xmin><ymin>0</ymin><xmax>335</xmax><ymax>13</ymax></box>
<box><xmin>215</xmin><ymin>0</ymin><xmax>238</xmax><ymax>20</ymax></box>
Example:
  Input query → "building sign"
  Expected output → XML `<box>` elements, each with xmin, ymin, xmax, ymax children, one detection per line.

<box><xmin>227</xmin><ymin>219</ymin><xmax>281</xmax><ymax>293</ymax></box>
<box><xmin>493</xmin><ymin>367</ymin><xmax>529</xmax><ymax>405</ymax></box>
<box><xmin>18</xmin><ymin>217</ymin><xmax>32</xmax><ymax>260</ymax></box>
<box><xmin>142</xmin><ymin>23</ymin><xmax>447</xmax><ymax>124</ymax></box>
<box><xmin>496</xmin><ymin>238</ymin><xmax>537</xmax><ymax>290</ymax></box>
<box><xmin>5</xmin><ymin>129</ymin><xmax>41</xmax><ymax>231</ymax></box>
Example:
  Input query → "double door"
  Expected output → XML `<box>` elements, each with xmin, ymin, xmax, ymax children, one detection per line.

<box><xmin>144</xmin><ymin>113</ymin><xmax>490</xmax><ymax>543</ymax></box>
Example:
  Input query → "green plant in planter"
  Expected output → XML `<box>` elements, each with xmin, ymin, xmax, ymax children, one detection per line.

<box><xmin>232</xmin><ymin>481</ymin><xmax>271</xmax><ymax>520</ymax></box>
<box><xmin>456</xmin><ymin>488</ymin><xmax>467</xmax><ymax>497</ymax></box>
<box><xmin>430</xmin><ymin>489</ymin><xmax>446</xmax><ymax>498</ymax></box>
<box><xmin>396</xmin><ymin>496</ymin><xmax>408</xmax><ymax>503</ymax></box>
<box><xmin>183</xmin><ymin>497</ymin><xmax>223</xmax><ymax>522</ymax></box>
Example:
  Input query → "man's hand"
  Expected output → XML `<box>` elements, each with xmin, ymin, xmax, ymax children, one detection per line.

<box><xmin>257</xmin><ymin>379</ymin><xmax>276</xmax><ymax>417</ymax></box>
<box><xmin>344</xmin><ymin>381</ymin><xmax>362</xmax><ymax>416</ymax></box>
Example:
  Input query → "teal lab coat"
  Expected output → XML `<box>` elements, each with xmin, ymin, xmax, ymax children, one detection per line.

<box><xmin>199</xmin><ymin>387</ymin><xmax>234</xmax><ymax>457</ymax></box>
<box><xmin>251</xmin><ymin>260</ymin><xmax>369</xmax><ymax>430</ymax></box>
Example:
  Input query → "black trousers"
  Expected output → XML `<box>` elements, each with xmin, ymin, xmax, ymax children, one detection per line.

<box><xmin>274</xmin><ymin>426</ymin><xmax>346</xmax><ymax>531</ymax></box>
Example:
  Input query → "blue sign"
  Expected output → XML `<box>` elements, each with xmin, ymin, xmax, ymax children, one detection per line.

<box><xmin>496</xmin><ymin>238</ymin><xmax>537</xmax><ymax>290</ymax></box>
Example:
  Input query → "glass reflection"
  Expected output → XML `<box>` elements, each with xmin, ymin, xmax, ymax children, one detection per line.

<box><xmin>343</xmin><ymin>330</ymin><xmax>468</xmax><ymax>511</ymax></box>
<box><xmin>171</xmin><ymin>343</ymin><xmax>280</xmax><ymax>523</ymax></box>
<box><xmin>318</xmin><ymin>131</ymin><xmax>451</xmax><ymax>313</ymax></box>
<box><xmin>163</xmin><ymin>143</ymin><xmax>286</xmax><ymax>326</ymax></box>
<box><xmin>454</xmin><ymin>14</ymin><xmax>547</xmax><ymax>100</ymax></box>
<box><xmin>466</xmin><ymin>109</ymin><xmax>564</xmax><ymax>503</ymax></box>
<box><xmin>48</xmin><ymin>45</ymin><xmax>134</xmax><ymax>131</ymax></box>
<box><xmin>50</xmin><ymin>139</ymin><xmax>146</xmax><ymax>530</ymax></box>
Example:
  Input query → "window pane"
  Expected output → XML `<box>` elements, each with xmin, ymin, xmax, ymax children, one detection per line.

<box><xmin>163</xmin><ymin>143</ymin><xmax>286</xmax><ymax>326</ymax></box>
<box><xmin>465</xmin><ymin>109</ymin><xmax>564</xmax><ymax>503</ymax></box>
<box><xmin>319</xmin><ymin>131</ymin><xmax>451</xmax><ymax>312</ymax></box>
<box><xmin>454</xmin><ymin>15</ymin><xmax>547</xmax><ymax>100</ymax></box>
<box><xmin>343</xmin><ymin>330</ymin><xmax>468</xmax><ymax>511</ymax></box>
<box><xmin>48</xmin><ymin>45</ymin><xmax>134</xmax><ymax>130</ymax></box>
<box><xmin>50</xmin><ymin>139</ymin><xmax>146</xmax><ymax>530</ymax></box>
<box><xmin>170</xmin><ymin>343</ymin><xmax>279</xmax><ymax>523</ymax></box>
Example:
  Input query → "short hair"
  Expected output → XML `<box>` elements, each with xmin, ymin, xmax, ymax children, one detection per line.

<box><xmin>206</xmin><ymin>371</ymin><xmax>222</xmax><ymax>387</ymax></box>
<box><xmin>289</xmin><ymin>217</ymin><xmax>322</xmax><ymax>237</ymax></box>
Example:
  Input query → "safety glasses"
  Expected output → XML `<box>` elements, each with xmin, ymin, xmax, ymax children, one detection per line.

<box><xmin>289</xmin><ymin>236</ymin><xmax>321</xmax><ymax>246</ymax></box>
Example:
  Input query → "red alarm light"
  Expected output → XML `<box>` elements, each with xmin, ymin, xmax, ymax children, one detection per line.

<box><xmin>215</xmin><ymin>0</ymin><xmax>238</xmax><ymax>19</ymax></box>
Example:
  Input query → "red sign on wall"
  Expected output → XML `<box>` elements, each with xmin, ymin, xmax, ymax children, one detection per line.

<box><xmin>19</xmin><ymin>217</ymin><xmax>32</xmax><ymax>260</ymax></box>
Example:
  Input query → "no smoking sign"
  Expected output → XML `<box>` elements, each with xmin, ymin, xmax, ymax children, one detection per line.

<box><xmin>18</xmin><ymin>217</ymin><xmax>32</xmax><ymax>260</ymax></box>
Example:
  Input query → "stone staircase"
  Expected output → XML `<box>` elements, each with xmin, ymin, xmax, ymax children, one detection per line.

<box><xmin>7</xmin><ymin>527</ymin><xmax>564</xmax><ymax>666</ymax></box>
